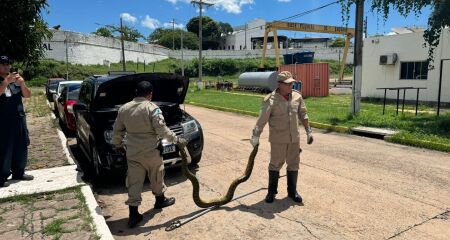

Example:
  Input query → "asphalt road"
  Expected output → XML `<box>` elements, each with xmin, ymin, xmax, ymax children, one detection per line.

<box><xmin>70</xmin><ymin>104</ymin><xmax>450</xmax><ymax>240</ymax></box>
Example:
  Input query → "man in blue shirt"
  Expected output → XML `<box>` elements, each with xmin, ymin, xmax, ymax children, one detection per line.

<box><xmin>0</xmin><ymin>55</ymin><xmax>33</xmax><ymax>188</ymax></box>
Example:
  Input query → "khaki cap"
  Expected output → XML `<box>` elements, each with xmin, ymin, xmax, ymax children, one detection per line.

<box><xmin>277</xmin><ymin>71</ymin><xmax>295</xmax><ymax>83</ymax></box>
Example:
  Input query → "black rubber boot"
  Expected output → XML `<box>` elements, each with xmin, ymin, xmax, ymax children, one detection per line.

<box><xmin>154</xmin><ymin>194</ymin><xmax>175</xmax><ymax>209</ymax></box>
<box><xmin>12</xmin><ymin>173</ymin><xmax>34</xmax><ymax>181</ymax></box>
<box><xmin>287</xmin><ymin>171</ymin><xmax>303</xmax><ymax>203</ymax></box>
<box><xmin>0</xmin><ymin>181</ymin><xmax>10</xmax><ymax>188</ymax></box>
<box><xmin>265</xmin><ymin>170</ymin><xmax>279</xmax><ymax>203</ymax></box>
<box><xmin>128</xmin><ymin>206</ymin><xmax>143</xmax><ymax>228</ymax></box>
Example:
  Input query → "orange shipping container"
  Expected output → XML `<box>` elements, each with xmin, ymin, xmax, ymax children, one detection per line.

<box><xmin>279</xmin><ymin>63</ymin><xmax>330</xmax><ymax>97</ymax></box>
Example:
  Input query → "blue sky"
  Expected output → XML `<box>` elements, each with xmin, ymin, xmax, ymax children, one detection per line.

<box><xmin>43</xmin><ymin>0</ymin><xmax>432</xmax><ymax>39</ymax></box>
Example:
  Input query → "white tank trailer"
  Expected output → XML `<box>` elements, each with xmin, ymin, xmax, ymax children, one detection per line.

<box><xmin>238</xmin><ymin>71</ymin><xmax>278</xmax><ymax>92</ymax></box>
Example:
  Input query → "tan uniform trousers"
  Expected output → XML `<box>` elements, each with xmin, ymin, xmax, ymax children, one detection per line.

<box><xmin>269</xmin><ymin>142</ymin><xmax>301</xmax><ymax>171</ymax></box>
<box><xmin>125</xmin><ymin>149</ymin><xmax>166</xmax><ymax>206</ymax></box>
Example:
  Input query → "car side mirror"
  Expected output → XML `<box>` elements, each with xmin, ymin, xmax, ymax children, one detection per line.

<box><xmin>73</xmin><ymin>103</ymin><xmax>87</xmax><ymax>112</ymax></box>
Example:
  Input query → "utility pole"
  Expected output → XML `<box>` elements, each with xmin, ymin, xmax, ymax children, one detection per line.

<box><xmin>364</xmin><ymin>16</ymin><xmax>368</xmax><ymax>38</ymax></box>
<box><xmin>181</xmin><ymin>29</ymin><xmax>185</xmax><ymax>76</ymax></box>
<box><xmin>171</xmin><ymin>18</ymin><xmax>176</xmax><ymax>50</ymax></box>
<box><xmin>191</xmin><ymin>0</ymin><xmax>213</xmax><ymax>84</ymax></box>
<box><xmin>64</xmin><ymin>33</ymin><xmax>69</xmax><ymax>80</ymax></box>
<box><xmin>120</xmin><ymin>17</ymin><xmax>126</xmax><ymax>71</ymax></box>
<box><xmin>244</xmin><ymin>24</ymin><xmax>247</xmax><ymax>50</ymax></box>
<box><xmin>351</xmin><ymin>0</ymin><xmax>364</xmax><ymax>114</ymax></box>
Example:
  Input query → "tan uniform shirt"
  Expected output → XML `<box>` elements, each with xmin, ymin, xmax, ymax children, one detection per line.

<box><xmin>112</xmin><ymin>97</ymin><xmax>177</xmax><ymax>159</ymax></box>
<box><xmin>253</xmin><ymin>90</ymin><xmax>308</xmax><ymax>143</ymax></box>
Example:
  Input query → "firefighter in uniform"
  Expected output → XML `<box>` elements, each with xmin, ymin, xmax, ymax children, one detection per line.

<box><xmin>112</xmin><ymin>81</ymin><xmax>187</xmax><ymax>228</ymax></box>
<box><xmin>251</xmin><ymin>71</ymin><xmax>313</xmax><ymax>203</ymax></box>
<box><xmin>0</xmin><ymin>55</ymin><xmax>33</xmax><ymax>188</ymax></box>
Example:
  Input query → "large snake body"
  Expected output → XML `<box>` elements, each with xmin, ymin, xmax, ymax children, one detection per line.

<box><xmin>178</xmin><ymin>144</ymin><xmax>259</xmax><ymax>208</ymax></box>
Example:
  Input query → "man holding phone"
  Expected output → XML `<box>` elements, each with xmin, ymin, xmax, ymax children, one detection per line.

<box><xmin>0</xmin><ymin>55</ymin><xmax>33</xmax><ymax>188</ymax></box>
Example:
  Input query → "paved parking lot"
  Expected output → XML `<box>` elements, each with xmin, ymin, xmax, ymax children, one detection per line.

<box><xmin>73</xmin><ymin>105</ymin><xmax>450</xmax><ymax>240</ymax></box>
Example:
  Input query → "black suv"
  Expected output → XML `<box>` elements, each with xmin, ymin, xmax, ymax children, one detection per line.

<box><xmin>73</xmin><ymin>72</ymin><xmax>204</xmax><ymax>176</ymax></box>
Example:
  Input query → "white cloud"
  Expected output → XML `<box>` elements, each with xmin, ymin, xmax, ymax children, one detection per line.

<box><xmin>277</xmin><ymin>0</ymin><xmax>291</xmax><ymax>2</ymax></box>
<box><xmin>141</xmin><ymin>15</ymin><xmax>160</xmax><ymax>29</ymax></box>
<box><xmin>165</xmin><ymin>0</ymin><xmax>253</xmax><ymax>14</ymax></box>
<box><xmin>213</xmin><ymin>0</ymin><xmax>254</xmax><ymax>14</ymax></box>
<box><xmin>163</xmin><ymin>22</ymin><xmax>184</xmax><ymax>29</ymax></box>
<box><xmin>120</xmin><ymin>13</ymin><xmax>137</xmax><ymax>24</ymax></box>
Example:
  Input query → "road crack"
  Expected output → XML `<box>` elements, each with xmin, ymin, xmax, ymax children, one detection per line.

<box><xmin>276</xmin><ymin>214</ymin><xmax>321</xmax><ymax>239</ymax></box>
<box><xmin>386</xmin><ymin>209</ymin><xmax>450</xmax><ymax>239</ymax></box>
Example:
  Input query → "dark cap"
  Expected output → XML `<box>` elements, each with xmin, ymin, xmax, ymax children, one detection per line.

<box><xmin>0</xmin><ymin>56</ymin><xmax>11</xmax><ymax>64</ymax></box>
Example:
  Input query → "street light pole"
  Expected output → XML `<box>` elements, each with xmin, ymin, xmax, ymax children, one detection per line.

<box><xmin>351</xmin><ymin>0</ymin><xmax>364</xmax><ymax>114</ymax></box>
<box><xmin>191</xmin><ymin>0</ymin><xmax>213</xmax><ymax>84</ymax></box>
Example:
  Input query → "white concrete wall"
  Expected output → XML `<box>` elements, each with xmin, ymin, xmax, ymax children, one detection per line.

<box><xmin>362</xmin><ymin>29</ymin><xmax>450</xmax><ymax>103</ymax></box>
<box><xmin>43</xmin><ymin>30</ymin><xmax>168</xmax><ymax>65</ymax></box>
<box><xmin>168</xmin><ymin>47</ymin><xmax>354</xmax><ymax>63</ymax></box>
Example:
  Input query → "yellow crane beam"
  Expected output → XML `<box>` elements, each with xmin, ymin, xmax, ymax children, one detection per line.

<box><xmin>260</xmin><ymin>21</ymin><xmax>355</xmax><ymax>82</ymax></box>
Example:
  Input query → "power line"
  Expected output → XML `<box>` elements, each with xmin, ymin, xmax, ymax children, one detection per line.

<box><xmin>244</xmin><ymin>1</ymin><xmax>340</xmax><ymax>32</ymax></box>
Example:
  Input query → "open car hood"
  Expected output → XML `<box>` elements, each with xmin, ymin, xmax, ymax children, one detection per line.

<box><xmin>93</xmin><ymin>73</ymin><xmax>189</xmax><ymax>110</ymax></box>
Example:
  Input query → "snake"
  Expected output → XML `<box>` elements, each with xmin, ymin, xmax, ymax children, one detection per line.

<box><xmin>177</xmin><ymin>143</ymin><xmax>259</xmax><ymax>208</ymax></box>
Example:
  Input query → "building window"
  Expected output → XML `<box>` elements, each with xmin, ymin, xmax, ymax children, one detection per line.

<box><xmin>232</xmin><ymin>45</ymin><xmax>234</xmax><ymax>50</ymax></box>
<box><xmin>240</xmin><ymin>45</ymin><xmax>242</xmax><ymax>50</ymax></box>
<box><xmin>400</xmin><ymin>61</ymin><xmax>428</xmax><ymax>80</ymax></box>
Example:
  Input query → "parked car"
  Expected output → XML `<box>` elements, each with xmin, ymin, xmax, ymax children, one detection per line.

<box><xmin>73</xmin><ymin>72</ymin><xmax>204</xmax><ymax>176</ymax></box>
<box><xmin>45</xmin><ymin>78</ymin><xmax>65</xmax><ymax>102</ymax></box>
<box><xmin>55</xmin><ymin>83</ymin><xmax>81</xmax><ymax>133</ymax></box>
<box><xmin>53</xmin><ymin>81</ymin><xmax>83</xmax><ymax>111</ymax></box>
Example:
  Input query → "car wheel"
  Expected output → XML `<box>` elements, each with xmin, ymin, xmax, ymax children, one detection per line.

<box><xmin>92</xmin><ymin>146</ymin><xmax>106</xmax><ymax>177</ymax></box>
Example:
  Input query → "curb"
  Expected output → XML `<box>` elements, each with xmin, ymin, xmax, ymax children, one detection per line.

<box><xmin>81</xmin><ymin>186</ymin><xmax>115</xmax><ymax>240</ymax></box>
<box><xmin>47</xmin><ymin>100</ymin><xmax>114</xmax><ymax>239</ymax></box>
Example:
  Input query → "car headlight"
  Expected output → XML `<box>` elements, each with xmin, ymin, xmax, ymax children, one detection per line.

<box><xmin>104</xmin><ymin>130</ymin><xmax>113</xmax><ymax>144</ymax></box>
<box><xmin>182</xmin><ymin>120</ymin><xmax>198</xmax><ymax>135</ymax></box>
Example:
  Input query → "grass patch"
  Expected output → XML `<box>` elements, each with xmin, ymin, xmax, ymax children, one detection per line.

<box><xmin>185</xmin><ymin>90</ymin><xmax>450</xmax><ymax>151</ymax></box>
<box><xmin>43</xmin><ymin>219</ymin><xmax>65</xmax><ymax>235</ymax></box>
<box><xmin>23</xmin><ymin>87</ymin><xmax>51</xmax><ymax>117</ymax></box>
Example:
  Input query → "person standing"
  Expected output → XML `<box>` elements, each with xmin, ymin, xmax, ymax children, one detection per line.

<box><xmin>112</xmin><ymin>81</ymin><xmax>186</xmax><ymax>228</ymax></box>
<box><xmin>0</xmin><ymin>55</ymin><xmax>33</xmax><ymax>188</ymax></box>
<box><xmin>251</xmin><ymin>71</ymin><xmax>313</xmax><ymax>203</ymax></box>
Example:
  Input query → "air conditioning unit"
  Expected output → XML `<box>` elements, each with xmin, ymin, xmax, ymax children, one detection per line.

<box><xmin>379</xmin><ymin>53</ymin><xmax>398</xmax><ymax>65</ymax></box>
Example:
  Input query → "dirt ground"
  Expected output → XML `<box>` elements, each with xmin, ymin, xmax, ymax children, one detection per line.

<box><xmin>91</xmin><ymin>105</ymin><xmax>449</xmax><ymax>240</ymax></box>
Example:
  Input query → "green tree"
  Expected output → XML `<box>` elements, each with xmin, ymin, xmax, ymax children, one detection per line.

<box><xmin>330</xmin><ymin>37</ymin><xmax>346</xmax><ymax>47</ymax></box>
<box><xmin>103</xmin><ymin>25</ymin><xmax>143</xmax><ymax>42</ymax></box>
<box><xmin>339</xmin><ymin>0</ymin><xmax>450</xmax><ymax>65</ymax></box>
<box><xmin>92</xmin><ymin>27</ymin><xmax>113</xmax><ymax>38</ymax></box>
<box><xmin>217</xmin><ymin>22</ymin><xmax>233</xmax><ymax>36</ymax></box>
<box><xmin>120</xmin><ymin>26</ymin><xmax>144</xmax><ymax>42</ymax></box>
<box><xmin>0</xmin><ymin>0</ymin><xmax>52</xmax><ymax>66</ymax></box>
<box><xmin>148</xmin><ymin>28</ymin><xmax>199</xmax><ymax>50</ymax></box>
<box><xmin>186</xmin><ymin>16</ymin><xmax>221</xmax><ymax>50</ymax></box>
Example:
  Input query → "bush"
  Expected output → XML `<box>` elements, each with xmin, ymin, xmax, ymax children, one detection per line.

<box><xmin>27</xmin><ymin>76</ymin><xmax>47</xmax><ymax>87</ymax></box>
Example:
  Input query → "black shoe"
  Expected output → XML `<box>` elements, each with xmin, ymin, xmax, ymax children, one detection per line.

<box><xmin>12</xmin><ymin>174</ymin><xmax>34</xmax><ymax>181</ymax></box>
<box><xmin>128</xmin><ymin>206</ymin><xmax>143</xmax><ymax>228</ymax></box>
<box><xmin>0</xmin><ymin>182</ymin><xmax>9</xmax><ymax>188</ymax></box>
<box><xmin>265</xmin><ymin>170</ymin><xmax>279</xmax><ymax>203</ymax></box>
<box><xmin>154</xmin><ymin>194</ymin><xmax>175</xmax><ymax>209</ymax></box>
<box><xmin>287</xmin><ymin>171</ymin><xmax>303</xmax><ymax>203</ymax></box>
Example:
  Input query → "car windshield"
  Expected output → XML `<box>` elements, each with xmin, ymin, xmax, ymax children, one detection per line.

<box><xmin>48</xmin><ymin>81</ymin><xmax>63</xmax><ymax>90</ymax></box>
<box><xmin>68</xmin><ymin>88</ymin><xmax>80</xmax><ymax>100</ymax></box>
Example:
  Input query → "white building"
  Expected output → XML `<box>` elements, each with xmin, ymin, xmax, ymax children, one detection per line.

<box><xmin>220</xmin><ymin>18</ymin><xmax>287</xmax><ymax>50</ymax></box>
<box><xmin>362</xmin><ymin>28</ymin><xmax>450</xmax><ymax>103</ymax></box>
<box><xmin>43</xmin><ymin>30</ymin><xmax>168</xmax><ymax>65</ymax></box>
